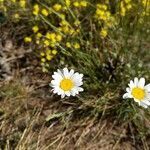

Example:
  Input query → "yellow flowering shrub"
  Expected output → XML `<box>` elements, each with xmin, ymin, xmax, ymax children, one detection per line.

<box><xmin>0</xmin><ymin>0</ymin><xmax>149</xmax><ymax>72</ymax></box>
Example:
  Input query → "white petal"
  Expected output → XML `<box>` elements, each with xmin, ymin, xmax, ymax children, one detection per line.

<box><xmin>69</xmin><ymin>69</ymin><xmax>75</xmax><ymax>77</ymax></box>
<box><xmin>138</xmin><ymin>78</ymin><xmax>145</xmax><ymax>88</ymax></box>
<box><xmin>123</xmin><ymin>93</ymin><xmax>132</xmax><ymax>99</ymax></box>
<box><xmin>145</xmin><ymin>93</ymin><xmax>150</xmax><ymax>100</ymax></box>
<box><xmin>128</xmin><ymin>80</ymin><xmax>135</xmax><ymax>89</ymax></box>
<box><xmin>57</xmin><ymin>88</ymin><xmax>64</xmax><ymax>95</ymax></box>
<box><xmin>76</xmin><ymin>87</ymin><xmax>84</xmax><ymax>92</ymax></box>
<box><xmin>142</xmin><ymin>100</ymin><xmax>150</xmax><ymax>106</ymax></box>
<box><xmin>53</xmin><ymin>87</ymin><xmax>60</xmax><ymax>94</ymax></box>
<box><xmin>145</xmin><ymin>84</ymin><xmax>150</xmax><ymax>92</ymax></box>
<box><xmin>79</xmin><ymin>74</ymin><xmax>84</xmax><ymax>78</ymax></box>
<box><xmin>61</xmin><ymin>93</ymin><xmax>65</xmax><ymax>98</ymax></box>
<box><xmin>72</xmin><ymin>73</ymin><xmax>83</xmax><ymax>86</ymax></box>
<box><xmin>133</xmin><ymin>98</ymin><xmax>140</xmax><ymax>103</ymax></box>
<box><xmin>52</xmin><ymin>73</ymin><xmax>63</xmax><ymax>81</ymax></box>
<box><xmin>139</xmin><ymin>102</ymin><xmax>148</xmax><ymax>108</ymax></box>
<box><xmin>57</xmin><ymin>69</ymin><xmax>64</xmax><ymax>77</ymax></box>
<box><xmin>71</xmin><ymin>73</ymin><xmax>81</xmax><ymax>79</ymax></box>
<box><xmin>65</xmin><ymin>91</ymin><xmax>71</xmax><ymax>97</ymax></box>
<box><xmin>52</xmin><ymin>87</ymin><xmax>64</xmax><ymax>95</ymax></box>
<box><xmin>126</xmin><ymin>88</ymin><xmax>131</xmax><ymax>93</ymax></box>
<box><xmin>75</xmin><ymin>81</ymin><xmax>83</xmax><ymax>87</ymax></box>
<box><xmin>70</xmin><ymin>88</ymin><xmax>78</xmax><ymax>96</ymax></box>
<box><xmin>63</xmin><ymin>68</ymin><xmax>70</xmax><ymax>78</ymax></box>
<box><xmin>51</xmin><ymin>80</ymin><xmax>60</xmax><ymax>86</ymax></box>
<box><xmin>70</xmin><ymin>90</ymin><xmax>76</xmax><ymax>96</ymax></box>
<box><xmin>53</xmin><ymin>90</ymin><xmax>57</xmax><ymax>94</ymax></box>
<box><xmin>134</xmin><ymin>77</ymin><xmax>138</xmax><ymax>87</ymax></box>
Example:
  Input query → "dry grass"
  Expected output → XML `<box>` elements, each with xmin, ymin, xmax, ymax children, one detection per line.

<box><xmin>0</xmin><ymin>73</ymin><xmax>150</xmax><ymax>150</ymax></box>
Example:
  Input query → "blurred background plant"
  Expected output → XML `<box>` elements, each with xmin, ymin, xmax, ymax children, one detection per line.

<box><xmin>0</xmin><ymin>0</ymin><xmax>149</xmax><ymax>70</ymax></box>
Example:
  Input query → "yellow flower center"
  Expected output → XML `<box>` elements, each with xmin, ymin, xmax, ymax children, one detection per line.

<box><xmin>60</xmin><ymin>78</ymin><xmax>74</xmax><ymax>91</ymax></box>
<box><xmin>131</xmin><ymin>87</ymin><xmax>145</xmax><ymax>100</ymax></box>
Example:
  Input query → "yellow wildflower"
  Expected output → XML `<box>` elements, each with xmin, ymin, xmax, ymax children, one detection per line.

<box><xmin>36</xmin><ymin>32</ymin><xmax>42</xmax><ymax>38</ymax></box>
<box><xmin>62</xmin><ymin>26</ymin><xmax>69</xmax><ymax>33</ymax></box>
<box><xmin>60</xmin><ymin>14</ymin><xmax>66</xmax><ymax>19</ymax></box>
<box><xmin>126</xmin><ymin>4</ymin><xmax>132</xmax><ymax>10</ymax></box>
<box><xmin>60</xmin><ymin>20</ymin><xmax>69</xmax><ymax>26</ymax></box>
<box><xmin>97</xmin><ymin>4</ymin><xmax>107</xmax><ymax>10</ymax></box>
<box><xmin>50</xmin><ymin>33</ymin><xmax>56</xmax><ymax>42</ymax></box>
<box><xmin>53</xmin><ymin>4</ymin><xmax>62</xmax><ymax>11</ymax></box>
<box><xmin>24</xmin><ymin>37</ymin><xmax>32</xmax><ymax>43</ymax></box>
<box><xmin>52</xmin><ymin>50</ymin><xmax>58</xmax><ymax>55</ymax></box>
<box><xmin>121</xmin><ymin>7</ymin><xmax>126</xmax><ymax>16</ymax></box>
<box><xmin>96</xmin><ymin>9</ymin><xmax>105</xmax><ymax>17</ymax></box>
<box><xmin>73</xmin><ymin>43</ymin><xmax>80</xmax><ymax>49</ymax></box>
<box><xmin>65</xmin><ymin>0</ymin><xmax>71</xmax><ymax>7</ymax></box>
<box><xmin>40</xmin><ymin>52</ymin><xmax>45</xmax><ymax>56</ymax></box>
<box><xmin>80</xmin><ymin>1</ymin><xmax>87</xmax><ymax>7</ymax></box>
<box><xmin>41</xmin><ymin>58</ymin><xmax>46</xmax><ymax>62</ymax></box>
<box><xmin>45</xmin><ymin>33</ymin><xmax>51</xmax><ymax>39</ymax></box>
<box><xmin>46</xmin><ymin>55</ymin><xmax>52</xmax><ymax>61</ymax></box>
<box><xmin>41</xmin><ymin>9</ymin><xmax>49</xmax><ymax>16</ymax></box>
<box><xmin>69</xmin><ymin>29</ymin><xmax>75</xmax><ymax>35</ymax></box>
<box><xmin>125</xmin><ymin>0</ymin><xmax>131</xmax><ymax>3</ymax></box>
<box><xmin>19</xmin><ymin>0</ymin><xmax>26</xmax><ymax>8</ymax></box>
<box><xmin>45</xmin><ymin>33</ymin><xmax>56</xmax><ymax>43</ymax></box>
<box><xmin>56</xmin><ymin>34</ymin><xmax>62</xmax><ymax>42</ymax></box>
<box><xmin>74</xmin><ymin>20</ymin><xmax>81</xmax><ymax>26</ymax></box>
<box><xmin>50</xmin><ymin>43</ymin><xmax>55</xmax><ymax>47</ymax></box>
<box><xmin>66</xmin><ymin>42</ymin><xmax>71</xmax><ymax>48</ymax></box>
<box><xmin>142</xmin><ymin>0</ymin><xmax>150</xmax><ymax>7</ymax></box>
<box><xmin>73</xmin><ymin>1</ymin><xmax>80</xmax><ymax>7</ymax></box>
<box><xmin>100</xmin><ymin>28</ymin><xmax>108</xmax><ymax>38</ymax></box>
<box><xmin>33</xmin><ymin>4</ymin><xmax>39</xmax><ymax>16</ymax></box>
<box><xmin>100</xmin><ymin>15</ymin><xmax>107</xmax><ymax>21</ymax></box>
<box><xmin>32</xmin><ymin>26</ymin><xmax>39</xmax><ymax>33</ymax></box>
<box><xmin>76</xmin><ymin>29</ymin><xmax>80</xmax><ymax>33</ymax></box>
<box><xmin>46</xmin><ymin>49</ymin><xmax>51</xmax><ymax>55</ymax></box>
<box><xmin>46</xmin><ymin>33</ymin><xmax>56</xmax><ymax>40</ymax></box>
<box><xmin>44</xmin><ymin>40</ymin><xmax>50</xmax><ymax>46</ymax></box>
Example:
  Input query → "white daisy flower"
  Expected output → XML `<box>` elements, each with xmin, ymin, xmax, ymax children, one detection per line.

<box><xmin>50</xmin><ymin>68</ymin><xmax>84</xmax><ymax>98</ymax></box>
<box><xmin>123</xmin><ymin>77</ymin><xmax>150</xmax><ymax>108</ymax></box>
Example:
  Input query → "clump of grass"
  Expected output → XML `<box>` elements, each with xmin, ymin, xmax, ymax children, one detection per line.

<box><xmin>0</xmin><ymin>81</ymin><xmax>27</xmax><ymax>99</ymax></box>
<box><xmin>0</xmin><ymin>78</ymin><xmax>32</xmax><ymax>120</ymax></box>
